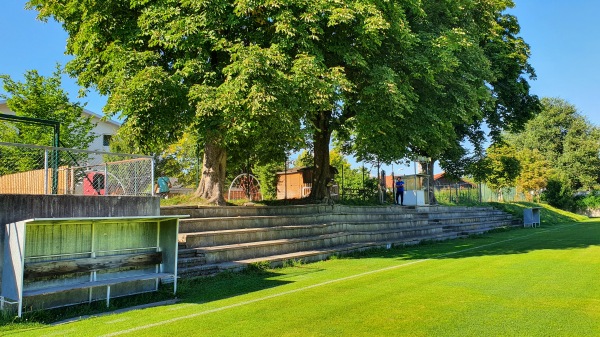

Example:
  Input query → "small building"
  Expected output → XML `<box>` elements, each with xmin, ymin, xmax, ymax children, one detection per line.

<box><xmin>384</xmin><ymin>174</ymin><xmax>428</xmax><ymax>191</ymax></box>
<box><xmin>276</xmin><ymin>166</ymin><xmax>337</xmax><ymax>199</ymax></box>
<box><xmin>276</xmin><ymin>166</ymin><xmax>314</xmax><ymax>199</ymax></box>
<box><xmin>433</xmin><ymin>172</ymin><xmax>477</xmax><ymax>189</ymax></box>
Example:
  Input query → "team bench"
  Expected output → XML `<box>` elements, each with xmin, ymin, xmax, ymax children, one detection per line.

<box><xmin>22</xmin><ymin>251</ymin><xmax>173</xmax><ymax>306</ymax></box>
<box><xmin>1</xmin><ymin>216</ymin><xmax>185</xmax><ymax>317</ymax></box>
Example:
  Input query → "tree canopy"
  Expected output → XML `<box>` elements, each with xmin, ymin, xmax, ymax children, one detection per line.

<box><xmin>27</xmin><ymin>0</ymin><xmax>539</xmax><ymax>203</ymax></box>
<box><xmin>505</xmin><ymin>97</ymin><xmax>600</xmax><ymax>192</ymax></box>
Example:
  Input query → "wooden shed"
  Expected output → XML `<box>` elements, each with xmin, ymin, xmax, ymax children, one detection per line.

<box><xmin>276</xmin><ymin>166</ymin><xmax>337</xmax><ymax>199</ymax></box>
<box><xmin>276</xmin><ymin>167</ymin><xmax>313</xmax><ymax>199</ymax></box>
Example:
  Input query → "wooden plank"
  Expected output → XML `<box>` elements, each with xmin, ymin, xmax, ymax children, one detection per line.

<box><xmin>22</xmin><ymin>272</ymin><xmax>173</xmax><ymax>297</ymax></box>
<box><xmin>24</xmin><ymin>252</ymin><xmax>162</xmax><ymax>280</ymax></box>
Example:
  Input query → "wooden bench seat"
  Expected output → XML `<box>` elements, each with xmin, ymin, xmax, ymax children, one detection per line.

<box><xmin>23</xmin><ymin>272</ymin><xmax>173</xmax><ymax>297</ymax></box>
<box><xmin>21</xmin><ymin>252</ymin><xmax>173</xmax><ymax>308</ymax></box>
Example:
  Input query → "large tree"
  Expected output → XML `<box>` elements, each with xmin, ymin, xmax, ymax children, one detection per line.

<box><xmin>332</xmin><ymin>0</ymin><xmax>539</xmax><ymax>204</ymax></box>
<box><xmin>28</xmin><ymin>0</ymin><xmax>538</xmax><ymax>204</ymax></box>
<box><xmin>473</xmin><ymin>142</ymin><xmax>521</xmax><ymax>201</ymax></box>
<box><xmin>506</xmin><ymin>97</ymin><xmax>600</xmax><ymax>192</ymax></box>
<box><xmin>28</xmin><ymin>1</ymin><xmax>296</xmax><ymax>204</ymax></box>
<box><xmin>411</xmin><ymin>1</ymin><xmax>539</xmax><ymax>204</ymax></box>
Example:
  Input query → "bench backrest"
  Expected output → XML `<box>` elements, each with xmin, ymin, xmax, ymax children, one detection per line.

<box><xmin>24</xmin><ymin>252</ymin><xmax>163</xmax><ymax>280</ymax></box>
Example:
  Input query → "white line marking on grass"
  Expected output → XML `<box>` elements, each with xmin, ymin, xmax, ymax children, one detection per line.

<box><xmin>167</xmin><ymin>303</ymin><xmax>197</xmax><ymax>311</ymax></box>
<box><xmin>100</xmin><ymin>223</ymin><xmax>577</xmax><ymax>337</ymax></box>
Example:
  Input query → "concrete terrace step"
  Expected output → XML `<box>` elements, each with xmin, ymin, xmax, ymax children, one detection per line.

<box><xmin>178</xmin><ymin>255</ymin><xmax>208</xmax><ymax>269</ymax></box>
<box><xmin>416</xmin><ymin>205</ymin><xmax>498</xmax><ymax>213</ymax></box>
<box><xmin>178</xmin><ymin>212</ymin><xmax>423</xmax><ymax>233</ymax></box>
<box><xmin>195</xmin><ymin>226</ymin><xmax>447</xmax><ymax>264</ymax></box>
<box><xmin>429</xmin><ymin>214</ymin><xmax>514</xmax><ymax>225</ymax></box>
<box><xmin>427</xmin><ymin>210</ymin><xmax>508</xmax><ymax>219</ymax></box>
<box><xmin>186</xmin><ymin>232</ymin><xmax>465</xmax><ymax>275</ymax></box>
<box><xmin>163</xmin><ymin>204</ymin><xmax>421</xmax><ymax>218</ymax></box>
<box><xmin>168</xmin><ymin>204</ymin><xmax>519</xmax><ymax>278</ymax></box>
<box><xmin>442</xmin><ymin>219</ymin><xmax>514</xmax><ymax>232</ymax></box>
<box><xmin>180</xmin><ymin>219</ymin><xmax>431</xmax><ymax>248</ymax></box>
<box><xmin>162</xmin><ymin>204</ymin><xmax>334</xmax><ymax>218</ymax></box>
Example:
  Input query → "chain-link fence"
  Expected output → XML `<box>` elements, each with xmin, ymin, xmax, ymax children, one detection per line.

<box><xmin>0</xmin><ymin>142</ymin><xmax>154</xmax><ymax>196</ymax></box>
<box><xmin>434</xmin><ymin>182</ymin><xmax>528</xmax><ymax>204</ymax></box>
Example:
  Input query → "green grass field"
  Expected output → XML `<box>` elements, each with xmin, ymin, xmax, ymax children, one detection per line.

<box><xmin>3</xmin><ymin>211</ymin><xmax>600</xmax><ymax>336</ymax></box>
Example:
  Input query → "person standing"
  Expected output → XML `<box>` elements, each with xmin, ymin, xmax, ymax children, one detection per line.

<box><xmin>395</xmin><ymin>177</ymin><xmax>404</xmax><ymax>206</ymax></box>
<box><xmin>155</xmin><ymin>176</ymin><xmax>172</xmax><ymax>198</ymax></box>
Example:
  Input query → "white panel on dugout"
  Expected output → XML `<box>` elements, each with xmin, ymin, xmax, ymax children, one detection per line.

<box><xmin>404</xmin><ymin>190</ymin><xmax>426</xmax><ymax>206</ymax></box>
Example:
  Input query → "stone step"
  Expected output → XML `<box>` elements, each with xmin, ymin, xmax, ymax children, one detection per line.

<box><xmin>178</xmin><ymin>255</ymin><xmax>208</xmax><ymax>269</ymax></box>
<box><xmin>427</xmin><ymin>210</ymin><xmax>508</xmax><ymax>219</ymax></box>
<box><xmin>442</xmin><ymin>219</ymin><xmax>514</xmax><ymax>232</ymax></box>
<box><xmin>195</xmin><ymin>226</ymin><xmax>447</xmax><ymax>264</ymax></box>
<box><xmin>415</xmin><ymin>205</ymin><xmax>496</xmax><ymax>213</ymax></box>
<box><xmin>178</xmin><ymin>264</ymin><xmax>221</xmax><ymax>278</ymax></box>
<box><xmin>190</xmin><ymin>232</ymin><xmax>464</xmax><ymax>273</ymax></box>
<box><xmin>178</xmin><ymin>212</ymin><xmax>422</xmax><ymax>233</ymax></box>
<box><xmin>180</xmin><ymin>219</ymin><xmax>431</xmax><ymax>248</ymax></box>
<box><xmin>430</xmin><ymin>214</ymin><xmax>513</xmax><ymax>225</ymax></box>
<box><xmin>163</xmin><ymin>204</ymin><xmax>446</xmax><ymax>219</ymax></box>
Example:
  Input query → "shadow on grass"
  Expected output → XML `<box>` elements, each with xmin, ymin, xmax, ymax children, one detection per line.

<box><xmin>176</xmin><ymin>269</ymin><xmax>302</xmax><ymax>304</ymax></box>
<box><xmin>0</xmin><ymin>269</ymin><xmax>296</xmax><ymax>328</ymax></box>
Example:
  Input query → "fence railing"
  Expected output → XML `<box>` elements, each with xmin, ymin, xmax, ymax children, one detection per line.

<box><xmin>0</xmin><ymin>142</ymin><xmax>154</xmax><ymax>196</ymax></box>
<box><xmin>300</xmin><ymin>183</ymin><xmax>340</xmax><ymax>200</ymax></box>
<box><xmin>434</xmin><ymin>182</ymin><xmax>527</xmax><ymax>204</ymax></box>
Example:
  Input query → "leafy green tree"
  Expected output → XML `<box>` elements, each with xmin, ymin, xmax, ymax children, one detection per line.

<box><xmin>542</xmin><ymin>179</ymin><xmax>576</xmax><ymax>211</ymax></box>
<box><xmin>28</xmin><ymin>0</ymin><xmax>538</xmax><ymax>204</ymax></box>
<box><xmin>515</xmin><ymin>148</ymin><xmax>552</xmax><ymax>202</ymax></box>
<box><xmin>29</xmin><ymin>0</ymin><xmax>306</xmax><ymax>205</ymax></box>
<box><xmin>478</xmin><ymin>143</ymin><xmax>521</xmax><ymax>201</ymax></box>
<box><xmin>506</xmin><ymin>97</ymin><xmax>600</xmax><ymax>192</ymax></box>
<box><xmin>0</xmin><ymin>67</ymin><xmax>95</xmax><ymax>174</ymax></box>
<box><xmin>252</xmin><ymin>160</ymin><xmax>283</xmax><ymax>200</ymax></box>
<box><xmin>295</xmin><ymin>150</ymin><xmax>314</xmax><ymax>168</ymax></box>
<box><xmin>333</xmin><ymin>0</ymin><xmax>538</xmax><ymax>205</ymax></box>
<box><xmin>0</xmin><ymin>67</ymin><xmax>95</xmax><ymax>149</ymax></box>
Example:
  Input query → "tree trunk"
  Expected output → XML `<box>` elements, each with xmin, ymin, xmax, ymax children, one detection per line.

<box><xmin>310</xmin><ymin>110</ymin><xmax>332</xmax><ymax>201</ymax></box>
<box><xmin>420</xmin><ymin>160</ymin><xmax>437</xmax><ymax>205</ymax></box>
<box><xmin>195</xmin><ymin>138</ymin><xmax>227</xmax><ymax>205</ymax></box>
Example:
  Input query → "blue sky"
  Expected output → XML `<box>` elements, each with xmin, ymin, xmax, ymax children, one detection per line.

<box><xmin>1</xmin><ymin>1</ymin><xmax>599</xmax><ymax>174</ymax></box>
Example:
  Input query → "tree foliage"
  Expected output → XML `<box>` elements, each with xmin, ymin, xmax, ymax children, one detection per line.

<box><xmin>514</xmin><ymin>148</ymin><xmax>552</xmax><ymax>201</ymax></box>
<box><xmin>476</xmin><ymin>143</ymin><xmax>521</xmax><ymax>201</ymax></box>
<box><xmin>0</xmin><ymin>66</ymin><xmax>95</xmax><ymax>149</ymax></box>
<box><xmin>28</xmin><ymin>0</ymin><xmax>539</xmax><ymax>203</ymax></box>
<box><xmin>0</xmin><ymin>67</ymin><xmax>96</xmax><ymax>174</ymax></box>
<box><xmin>506</xmin><ymin>97</ymin><xmax>600</xmax><ymax>192</ymax></box>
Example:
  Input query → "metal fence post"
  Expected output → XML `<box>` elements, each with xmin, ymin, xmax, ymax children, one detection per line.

<box><xmin>44</xmin><ymin>149</ymin><xmax>49</xmax><ymax>195</ymax></box>
<box><xmin>151</xmin><ymin>157</ymin><xmax>155</xmax><ymax>196</ymax></box>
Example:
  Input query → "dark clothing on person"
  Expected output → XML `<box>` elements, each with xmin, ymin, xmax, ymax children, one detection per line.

<box><xmin>395</xmin><ymin>179</ymin><xmax>404</xmax><ymax>205</ymax></box>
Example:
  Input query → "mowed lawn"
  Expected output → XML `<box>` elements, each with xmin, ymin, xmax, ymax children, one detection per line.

<box><xmin>5</xmin><ymin>220</ymin><xmax>600</xmax><ymax>337</ymax></box>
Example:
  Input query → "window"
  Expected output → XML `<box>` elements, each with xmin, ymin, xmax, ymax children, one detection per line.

<box><xmin>102</xmin><ymin>134</ymin><xmax>112</xmax><ymax>147</ymax></box>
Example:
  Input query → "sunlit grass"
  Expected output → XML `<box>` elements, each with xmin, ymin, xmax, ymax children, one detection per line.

<box><xmin>4</xmin><ymin>218</ymin><xmax>599</xmax><ymax>337</ymax></box>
